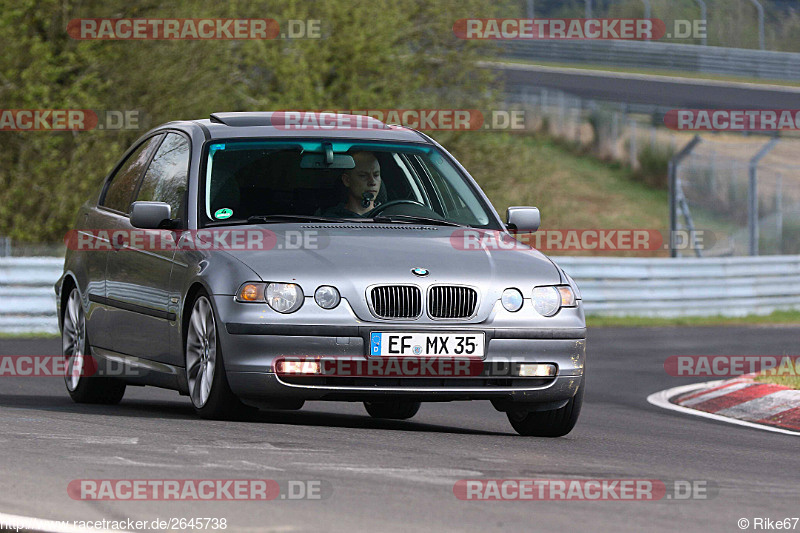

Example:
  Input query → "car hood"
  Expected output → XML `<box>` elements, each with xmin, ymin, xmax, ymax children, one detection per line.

<box><xmin>219</xmin><ymin>224</ymin><xmax>562</xmax><ymax>322</ymax></box>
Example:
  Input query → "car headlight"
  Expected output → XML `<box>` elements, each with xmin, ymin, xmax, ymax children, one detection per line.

<box><xmin>266</xmin><ymin>283</ymin><xmax>304</xmax><ymax>313</ymax></box>
<box><xmin>236</xmin><ymin>282</ymin><xmax>304</xmax><ymax>313</ymax></box>
<box><xmin>532</xmin><ymin>286</ymin><xmax>561</xmax><ymax>316</ymax></box>
<box><xmin>314</xmin><ymin>285</ymin><xmax>340</xmax><ymax>309</ymax></box>
<box><xmin>501</xmin><ymin>288</ymin><xmax>523</xmax><ymax>312</ymax></box>
<box><xmin>532</xmin><ymin>285</ymin><xmax>576</xmax><ymax>317</ymax></box>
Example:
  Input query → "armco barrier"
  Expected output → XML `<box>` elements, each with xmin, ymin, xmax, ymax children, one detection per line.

<box><xmin>0</xmin><ymin>257</ymin><xmax>63</xmax><ymax>334</ymax></box>
<box><xmin>501</xmin><ymin>40</ymin><xmax>800</xmax><ymax>82</ymax></box>
<box><xmin>555</xmin><ymin>255</ymin><xmax>800</xmax><ymax>317</ymax></box>
<box><xmin>2</xmin><ymin>255</ymin><xmax>800</xmax><ymax>334</ymax></box>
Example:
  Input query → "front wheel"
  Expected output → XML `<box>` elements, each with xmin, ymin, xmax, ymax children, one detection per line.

<box><xmin>364</xmin><ymin>400</ymin><xmax>421</xmax><ymax>420</ymax></box>
<box><xmin>506</xmin><ymin>377</ymin><xmax>584</xmax><ymax>437</ymax></box>
<box><xmin>62</xmin><ymin>287</ymin><xmax>126</xmax><ymax>404</ymax></box>
<box><xmin>185</xmin><ymin>293</ymin><xmax>244</xmax><ymax>419</ymax></box>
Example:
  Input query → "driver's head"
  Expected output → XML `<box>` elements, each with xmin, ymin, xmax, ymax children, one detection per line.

<box><xmin>342</xmin><ymin>151</ymin><xmax>381</xmax><ymax>213</ymax></box>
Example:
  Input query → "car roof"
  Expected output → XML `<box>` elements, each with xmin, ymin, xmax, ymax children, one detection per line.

<box><xmin>158</xmin><ymin>112</ymin><xmax>432</xmax><ymax>143</ymax></box>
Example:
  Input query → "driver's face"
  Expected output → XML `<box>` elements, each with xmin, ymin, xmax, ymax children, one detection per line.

<box><xmin>343</xmin><ymin>153</ymin><xmax>381</xmax><ymax>199</ymax></box>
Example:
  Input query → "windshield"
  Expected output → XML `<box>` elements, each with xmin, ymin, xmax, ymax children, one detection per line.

<box><xmin>201</xmin><ymin>140</ymin><xmax>498</xmax><ymax>228</ymax></box>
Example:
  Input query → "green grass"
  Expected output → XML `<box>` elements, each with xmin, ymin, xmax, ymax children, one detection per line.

<box><xmin>2</xmin><ymin>310</ymin><xmax>800</xmax><ymax>341</ymax></box>
<box><xmin>448</xmin><ymin>132</ymin><xmax>669</xmax><ymax>236</ymax></box>
<box><xmin>586</xmin><ymin>309</ymin><xmax>800</xmax><ymax>327</ymax></box>
<box><xmin>0</xmin><ymin>332</ymin><xmax>59</xmax><ymax>339</ymax></box>
<box><xmin>754</xmin><ymin>374</ymin><xmax>800</xmax><ymax>389</ymax></box>
<box><xmin>493</xmin><ymin>58</ymin><xmax>800</xmax><ymax>88</ymax></box>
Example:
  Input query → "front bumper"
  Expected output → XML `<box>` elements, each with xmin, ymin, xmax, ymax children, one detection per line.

<box><xmin>220</xmin><ymin>321</ymin><xmax>586</xmax><ymax>404</ymax></box>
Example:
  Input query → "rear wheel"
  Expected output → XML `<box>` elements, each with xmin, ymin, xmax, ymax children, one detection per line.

<box><xmin>506</xmin><ymin>377</ymin><xmax>584</xmax><ymax>437</ymax></box>
<box><xmin>185</xmin><ymin>293</ymin><xmax>244</xmax><ymax>419</ymax></box>
<box><xmin>62</xmin><ymin>288</ymin><xmax>126</xmax><ymax>404</ymax></box>
<box><xmin>364</xmin><ymin>400</ymin><xmax>421</xmax><ymax>420</ymax></box>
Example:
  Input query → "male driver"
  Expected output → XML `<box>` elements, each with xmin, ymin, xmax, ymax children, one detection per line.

<box><xmin>322</xmin><ymin>151</ymin><xmax>381</xmax><ymax>217</ymax></box>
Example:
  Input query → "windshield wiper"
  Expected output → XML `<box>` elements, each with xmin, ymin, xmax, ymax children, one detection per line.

<box><xmin>246</xmin><ymin>215</ymin><xmax>346</xmax><ymax>224</ymax></box>
<box><xmin>372</xmin><ymin>215</ymin><xmax>466</xmax><ymax>227</ymax></box>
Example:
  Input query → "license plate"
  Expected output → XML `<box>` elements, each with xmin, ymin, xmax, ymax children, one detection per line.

<box><xmin>369</xmin><ymin>332</ymin><xmax>485</xmax><ymax>357</ymax></box>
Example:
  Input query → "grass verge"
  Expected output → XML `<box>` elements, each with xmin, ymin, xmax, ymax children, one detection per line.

<box><xmin>586</xmin><ymin>309</ymin><xmax>800</xmax><ymax>328</ymax></box>
<box><xmin>754</xmin><ymin>374</ymin><xmax>800</xmax><ymax>390</ymax></box>
<box><xmin>0</xmin><ymin>332</ymin><xmax>59</xmax><ymax>339</ymax></box>
<box><xmin>493</xmin><ymin>58</ymin><xmax>800</xmax><ymax>88</ymax></box>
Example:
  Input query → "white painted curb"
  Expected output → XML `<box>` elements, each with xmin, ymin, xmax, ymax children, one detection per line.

<box><xmin>646</xmin><ymin>381</ymin><xmax>800</xmax><ymax>437</ymax></box>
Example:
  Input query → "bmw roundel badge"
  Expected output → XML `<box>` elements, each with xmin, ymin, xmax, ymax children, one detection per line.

<box><xmin>411</xmin><ymin>267</ymin><xmax>429</xmax><ymax>277</ymax></box>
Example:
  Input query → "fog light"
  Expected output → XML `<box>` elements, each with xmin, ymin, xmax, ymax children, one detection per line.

<box><xmin>275</xmin><ymin>360</ymin><xmax>320</xmax><ymax>374</ymax></box>
<box><xmin>517</xmin><ymin>363</ymin><xmax>557</xmax><ymax>377</ymax></box>
<box><xmin>314</xmin><ymin>285</ymin><xmax>341</xmax><ymax>309</ymax></box>
<box><xmin>501</xmin><ymin>288</ymin><xmax>523</xmax><ymax>312</ymax></box>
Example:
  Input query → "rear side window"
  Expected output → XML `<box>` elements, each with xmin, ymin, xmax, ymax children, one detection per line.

<box><xmin>101</xmin><ymin>135</ymin><xmax>163</xmax><ymax>213</ymax></box>
<box><xmin>135</xmin><ymin>133</ymin><xmax>191</xmax><ymax>221</ymax></box>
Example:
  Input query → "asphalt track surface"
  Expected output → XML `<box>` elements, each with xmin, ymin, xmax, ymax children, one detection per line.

<box><xmin>496</xmin><ymin>63</ymin><xmax>800</xmax><ymax>109</ymax></box>
<box><xmin>0</xmin><ymin>327</ymin><xmax>798</xmax><ymax>533</ymax></box>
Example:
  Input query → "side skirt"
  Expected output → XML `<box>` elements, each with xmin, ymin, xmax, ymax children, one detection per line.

<box><xmin>90</xmin><ymin>347</ymin><xmax>189</xmax><ymax>395</ymax></box>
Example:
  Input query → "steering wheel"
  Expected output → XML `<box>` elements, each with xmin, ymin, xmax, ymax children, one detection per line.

<box><xmin>366</xmin><ymin>199</ymin><xmax>426</xmax><ymax>217</ymax></box>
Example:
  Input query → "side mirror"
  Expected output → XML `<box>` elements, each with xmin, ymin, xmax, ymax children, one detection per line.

<box><xmin>506</xmin><ymin>206</ymin><xmax>540</xmax><ymax>232</ymax></box>
<box><xmin>130</xmin><ymin>201</ymin><xmax>172</xmax><ymax>229</ymax></box>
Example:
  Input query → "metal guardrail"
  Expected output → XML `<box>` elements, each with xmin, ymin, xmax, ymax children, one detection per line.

<box><xmin>501</xmin><ymin>40</ymin><xmax>800</xmax><ymax>81</ymax></box>
<box><xmin>556</xmin><ymin>255</ymin><xmax>800</xmax><ymax>317</ymax></box>
<box><xmin>2</xmin><ymin>255</ymin><xmax>800</xmax><ymax>334</ymax></box>
<box><xmin>0</xmin><ymin>257</ymin><xmax>62</xmax><ymax>334</ymax></box>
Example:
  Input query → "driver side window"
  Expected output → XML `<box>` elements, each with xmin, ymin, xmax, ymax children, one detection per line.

<box><xmin>101</xmin><ymin>135</ymin><xmax>163</xmax><ymax>214</ymax></box>
<box><xmin>135</xmin><ymin>133</ymin><xmax>191</xmax><ymax>221</ymax></box>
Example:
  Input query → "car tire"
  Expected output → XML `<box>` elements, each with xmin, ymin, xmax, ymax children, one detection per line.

<box><xmin>363</xmin><ymin>400</ymin><xmax>421</xmax><ymax>420</ymax></box>
<box><xmin>62</xmin><ymin>287</ymin><xmax>126</xmax><ymax>404</ymax></box>
<box><xmin>506</xmin><ymin>376</ymin><xmax>584</xmax><ymax>437</ymax></box>
<box><xmin>185</xmin><ymin>292</ymin><xmax>245</xmax><ymax>420</ymax></box>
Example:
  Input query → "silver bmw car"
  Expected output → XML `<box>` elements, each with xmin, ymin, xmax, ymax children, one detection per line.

<box><xmin>56</xmin><ymin>112</ymin><xmax>586</xmax><ymax>437</ymax></box>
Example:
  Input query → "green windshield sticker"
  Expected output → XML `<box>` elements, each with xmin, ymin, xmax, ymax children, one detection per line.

<box><xmin>214</xmin><ymin>208</ymin><xmax>233</xmax><ymax>220</ymax></box>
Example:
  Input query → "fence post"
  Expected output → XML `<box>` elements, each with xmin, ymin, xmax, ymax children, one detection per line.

<box><xmin>668</xmin><ymin>135</ymin><xmax>702</xmax><ymax>258</ymax></box>
<box><xmin>611</xmin><ymin>112</ymin><xmax>620</xmax><ymax>158</ymax></box>
<box><xmin>692</xmin><ymin>0</ymin><xmax>707</xmax><ymax>46</ymax></box>
<box><xmin>641</xmin><ymin>0</ymin><xmax>651</xmax><ymax>21</ymax></box>
<box><xmin>629</xmin><ymin>119</ymin><xmax>638</xmax><ymax>169</ymax></box>
<box><xmin>748</xmin><ymin>137</ymin><xmax>779</xmax><ymax>256</ymax></box>
<box><xmin>748</xmin><ymin>0</ymin><xmax>766</xmax><ymax>50</ymax></box>
<box><xmin>776</xmin><ymin>173</ymin><xmax>783</xmax><ymax>254</ymax></box>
